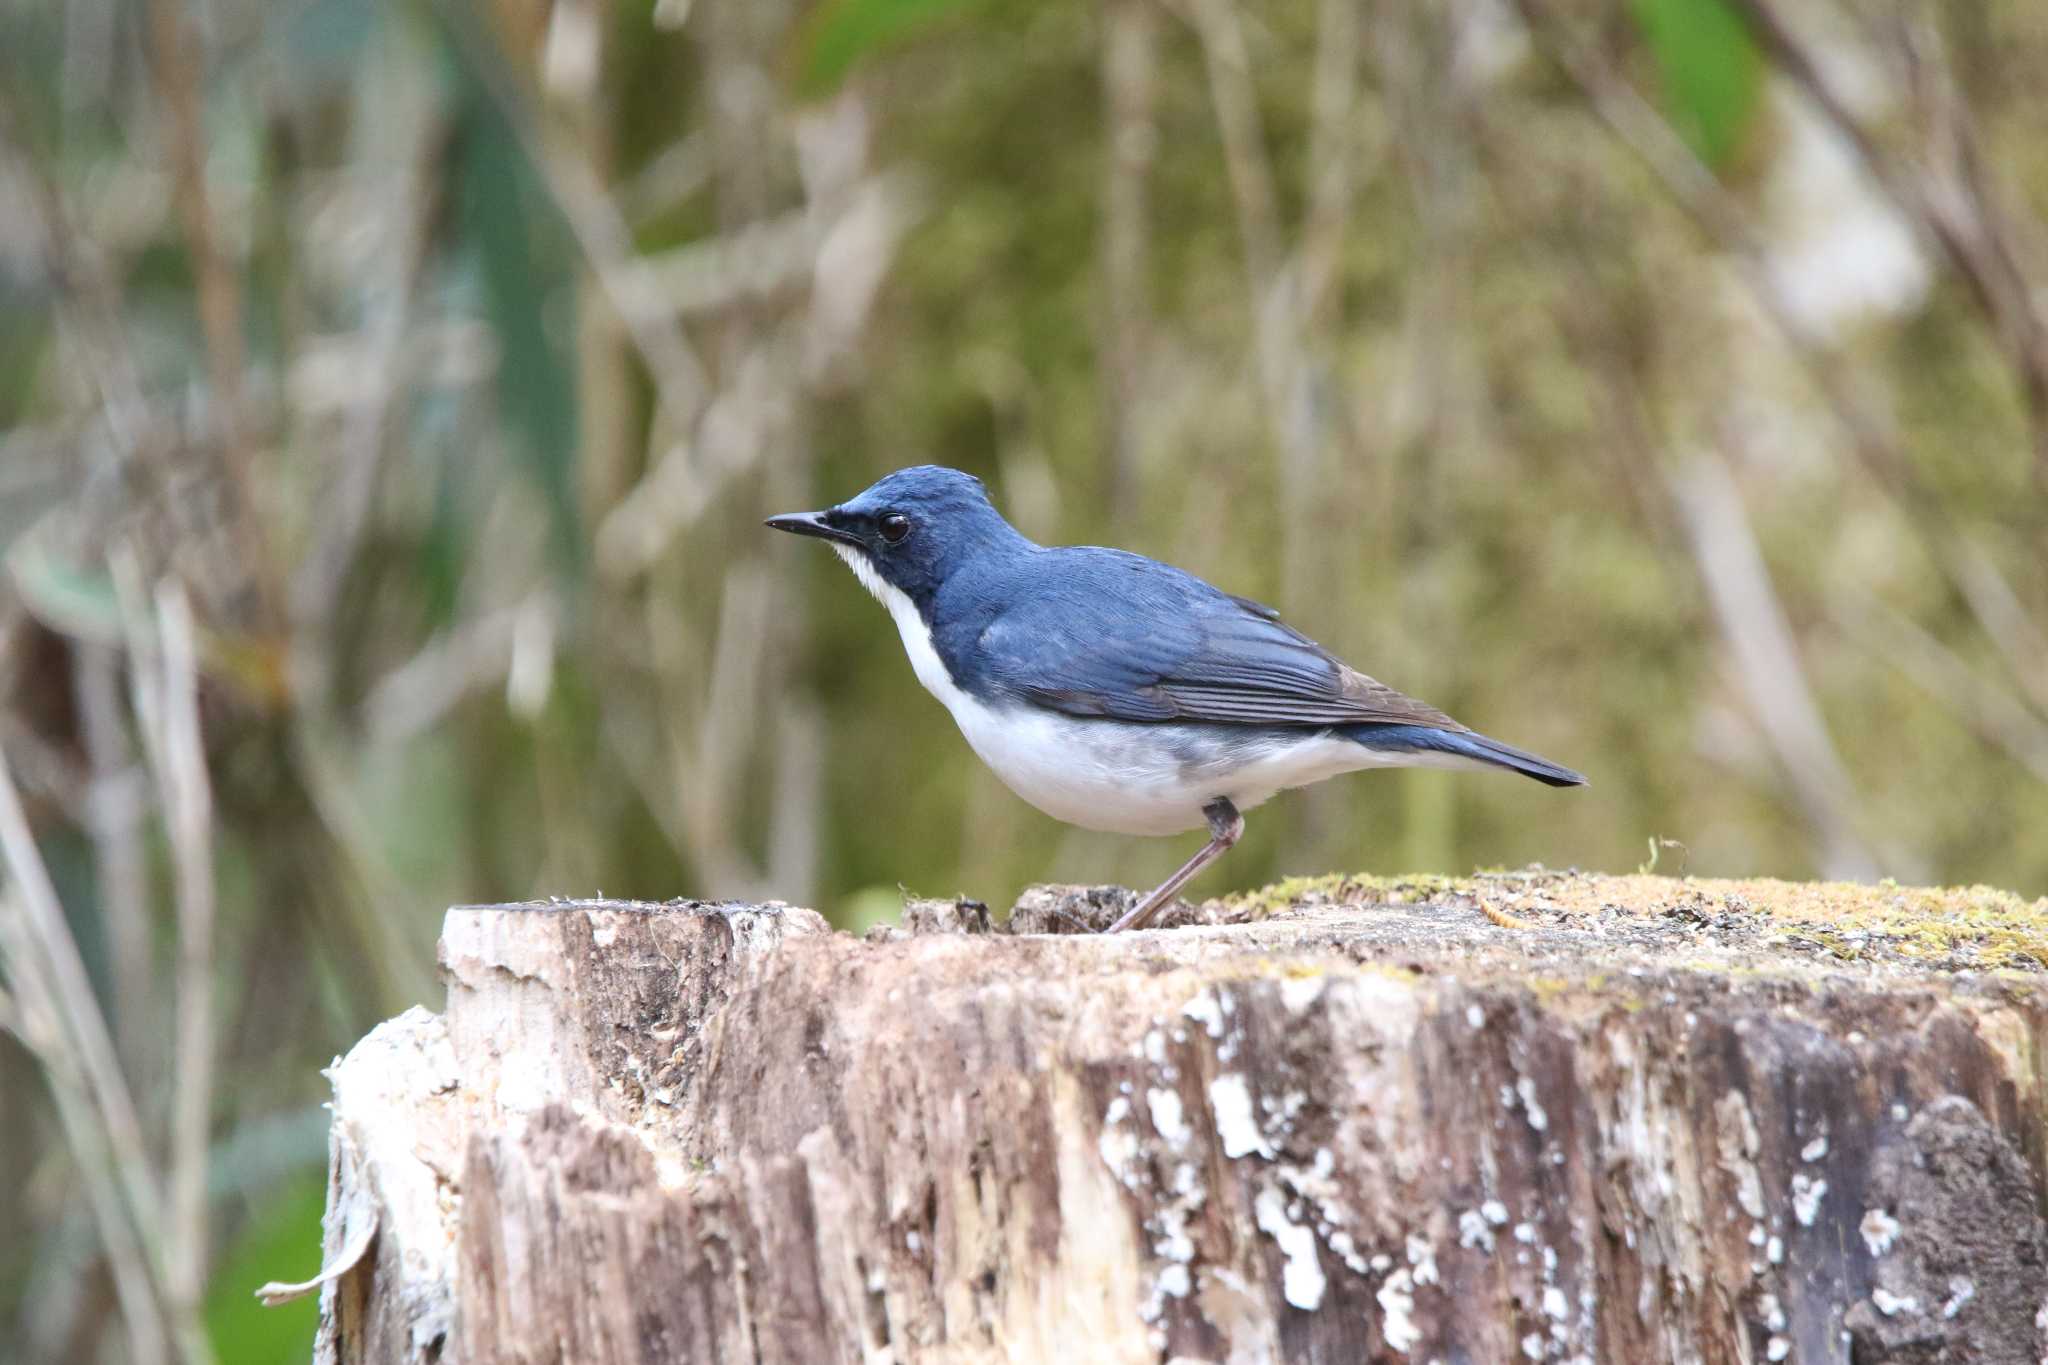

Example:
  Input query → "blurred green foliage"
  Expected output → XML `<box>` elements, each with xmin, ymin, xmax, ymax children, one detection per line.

<box><xmin>797</xmin><ymin>0</ymin><xmax>993</xmax><ymax>95</ymax></box>
<box><xmin>2</xmin><ymin>0</ymin><xmax>2046</xmax><ymax>1360</ymax></box>
<box><xmin>201</xmin><ymin>1178</ymin><xmax>326</xmax><ymax>1365</ymax></box>
<box><xmin>1632</xmin><ymin>0</ymin><xmax>1763</xmax><ymax>167</ymax></box>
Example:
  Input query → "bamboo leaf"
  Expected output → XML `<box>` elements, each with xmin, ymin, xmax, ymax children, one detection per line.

<box><xmin>1631</xmin><ymin>0</ymin><xmax>1763</xmax><ymax>168</ymax></box>
<box><xmin>796</xmin><ymin>0</ymin><xmax>991</xmax><ymax>97</ymax></box>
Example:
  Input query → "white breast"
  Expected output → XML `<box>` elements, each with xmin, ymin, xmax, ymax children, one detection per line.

<box><xmin>833</xmin><ymin>545</ymin><xmax>1434</xmax><ymax>836</ymax></box>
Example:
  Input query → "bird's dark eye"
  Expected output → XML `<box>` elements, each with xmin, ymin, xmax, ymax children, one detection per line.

<box><xmin>879</xmin><ymin>513</ymin><xmax>912</xmax><ymax>545</ymax></box>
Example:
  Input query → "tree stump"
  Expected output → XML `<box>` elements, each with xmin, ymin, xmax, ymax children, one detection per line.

<box><xmin>303</xmin><ymin>874</ymin><xmax>2048</xmax><ymax>1364</ymax></box>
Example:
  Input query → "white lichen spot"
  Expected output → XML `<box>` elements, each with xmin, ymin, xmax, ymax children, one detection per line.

<box><xmin>1791</xmin><ymin>1174</ymin><xmax>1828</xmax><ymax>1228</ymax></box>
<box><xmin>1767</xmin><ymin>1236</ymin><xmax>1784</xmax><ymax>1265</ymax></box>
<box><xmin>1482</xmin><ymin>1200</ymin><xmax>1510</xmax><ymax>1226</ymax></box>
<box><xmin>1370</xmin><ymin>1253</ymin><xmax>1393</xmax><ymax>1273</ymax></box>
<box><xmin>1378</xmin><ymin>1268</ymin><xmax>1421</xmax><ymax>1353</ymax></box>
<box><xmin>1158</xmin><ymin>1263</ymin><xmax>1191</xmax><ymax>1299</ymax></box>
<box><xmin>1767</xmin><ymin>1336</ymin><xmax>1789</xmax><ymax>1361</ymax></box>
<box><xmin>1761</xmin><ymin>1292</ymin><xmax>1786</xmax><ymax>1331</ymax></box>
<box><xmin>1521</xmin><ymin>1332</ymin><xmax>1546</xmax><ymax>1360</ymax></box>
<box><xmin>1254</xmin><ymin>1186</ymin><xmax>1326</xmax><ymax>1311</ymax></box>
<box><xmin>1941</xmin><ymin>1276</ymin><xmax>1973</xmax><ymax>1319</ymax></box>
<box><xmin>1148</xmin><ymin>1088</ymin><xmax>1190</xmax><ymax>1148</ymax></box>
<box><xmin>1871</xmin><ymin>1288</ymin><xmax>1917</xmax><ymax>1317</ymax></box>
<box><xmin>1889</xmin><ymin>1103</ymin><xmax>1909</xmax><ymax>1122</ymax></box>
<box><xmin>1542</xmin><ymin>1286</ymin><xmax>1568</xmax><ymax>1322</ymax></box>
<box><xmin>1715</xmin><ymin>1091</ymin><xmax>1767</xmax><ymax>1219</ymax></box>
<box><xmin>1516</xmin><ymin>1076</ymin><xmax>1550</xmax><ymax>1133</ymax></box>
<box><xmin>1182</xmin><ymin>990</ymin><xmax>1226</xmax><ymax>1038</ymax></box>
<box><xmin>1802</xmin><ymin>1134</ymin><xmax>1829</xmax><ymax>1163</ymax></box>
<box><xmin>1099</xmin><ymin>1100</ymin><xmax>1140</xmax><ymax>1187</ymax></box>
<box><xmin>1153</xmin><ymin>1194</ymin><xmax>1198</xmax><ymax>1263</ymax></box>
<box><xmin>1209</xmin><ymin>1074</ymin><xmax>1275</xmax><ymax>1159</ymax></box>
<box><xmin>1279</xmin><ymin>975</ymin><xmax>1325</xmax><ymax>1015</ymax></box>
<box><xmin>1466</xmin><ymin>1003</ymin><xmax>1486</xmax><ymax>1030</ymax></box>
<box><xmin>1749</xmin><ymin>1224</ymin><xmax>1767</xmax><ymax>1248</ymax></box>
<box><xmin>1513</xmin><ymin>1222</ymin><xmax>1537</xmax><ymax>1245</ymax></box>
<box><xmin>1155</xmin><ymin>1227</ymin><xmax>1195</xmax><ymax>1264</ymax></box>
<box><xmin>1860</xmin><ymin>1208</ymin><xmax>1901</xmax><ymax>1257</ymax></box>
<box><xmin>1458</xmin><ymin>1209</ymin><xmax>1496</xmax><ymax>1253</ymax></box>
<box><xmin>1407</xmin><ymin>1234</ymin><xmax>1440</xmax><ymax>1287</ymax></box>
<box><xmin>1144</xmin><ymin>1029</ymin><xmax>1168</xmax><ymax>1065</ymax></box>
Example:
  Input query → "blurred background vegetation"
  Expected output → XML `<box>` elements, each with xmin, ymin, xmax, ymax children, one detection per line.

<box><xmin>2</xmin><ymin>0</ymin><xmax>2045</xmax><ymax>1359</ymax></box>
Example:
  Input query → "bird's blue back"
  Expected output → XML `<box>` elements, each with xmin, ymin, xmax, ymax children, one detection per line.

<box><xmin>928</xmin><ymin>541</ymin><xmax>1449</xmax><ymax>729</ymax></box>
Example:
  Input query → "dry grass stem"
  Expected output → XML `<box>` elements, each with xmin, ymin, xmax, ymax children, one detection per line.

<box><xmin>1669</xmin><ymin>452</ymin><xmax>1883</xmax><ymax>879</ymax></box>
<box><xmin>0</xmin><ymin>891</ymin><xmax>170</xmax><ymax>1365</ymax></box>
<box><xmin>72</xmin><ymin>643</ymin><xmax>153</xmax><ymax>1072</ymax></box>
<box><xmin>148</xmin><ymin>583</ymin><xmax>217</xmax><ymax>1316</ymax></box>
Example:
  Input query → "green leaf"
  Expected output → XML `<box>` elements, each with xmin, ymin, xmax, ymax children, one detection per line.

<box><xmin>796</xmin><ymin>0</ymin><xmax>990</xmax><ymax>98</ymax></box>
<box><xmin>1631</xmin><ymin>0</ymin><xmax>1763</xmax><ymax>169</ymax></box>
<box><xmin>205</xmin><ymin>1175</ymin><xmax>328</xmax><ymax>1365</ymax></box>
<box><xmin>449</xmin><ymin>74</ymin><xmax>583</xmax><ymax>572</ymax></box>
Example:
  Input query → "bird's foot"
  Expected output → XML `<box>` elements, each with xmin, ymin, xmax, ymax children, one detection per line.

<box><xmin>1106</xmin><ymin>797</ymin><xmax>1244</xmax><ymax>933</ymax></box>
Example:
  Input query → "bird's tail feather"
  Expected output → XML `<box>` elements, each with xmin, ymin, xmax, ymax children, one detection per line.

<box><xmin>1342</xmin><ymin>724</ymin><xmax>1586</xmax><ymax>788</ymax></box>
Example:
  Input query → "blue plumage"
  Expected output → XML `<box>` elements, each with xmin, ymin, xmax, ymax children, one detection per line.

<box><xmin>769</xmin><ymin>465</ymin><xmax>1583</xmax><ymax>931</ymax></box>
<box><xmin>1338</xmin><ymin>725</ymin><xmax>1585</xmax><ymax>788</ymax></box>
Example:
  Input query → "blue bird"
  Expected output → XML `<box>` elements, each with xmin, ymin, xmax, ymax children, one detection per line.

<box><xmin>768</xmin><ymin>466</ymin><xmax>1584</xmax><ymax>932</ymax></box>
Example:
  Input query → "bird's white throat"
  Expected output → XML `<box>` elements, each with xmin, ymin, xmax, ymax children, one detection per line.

<box><xmin>831</xmin><ymin>544</ymin><xmax>962</xmax><ymax>705</ymax></box>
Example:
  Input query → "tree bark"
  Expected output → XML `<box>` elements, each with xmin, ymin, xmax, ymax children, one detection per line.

<box><xmin>305</xmin><ymin>876</ymin><xmax>2048</xmax><ymax>1364</ymax></box>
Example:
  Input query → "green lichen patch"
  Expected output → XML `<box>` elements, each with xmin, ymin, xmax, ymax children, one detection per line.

<box><xmin>1215</xmin><ymin>868</ymin><xmax>2048</xmax><ymax>974</ymax></box>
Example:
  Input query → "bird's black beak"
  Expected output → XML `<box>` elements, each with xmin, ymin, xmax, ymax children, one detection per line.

<box><xmin>764</xmin><ymin>509</ymin><xmax>862</xmax><ymax>548</ymax></box>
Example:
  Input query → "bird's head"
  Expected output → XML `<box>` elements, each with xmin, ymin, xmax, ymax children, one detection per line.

<box><xmin>766</xmin><ymin>465</ymin><xmax>1026</xmax><ymax>605</ymax></box>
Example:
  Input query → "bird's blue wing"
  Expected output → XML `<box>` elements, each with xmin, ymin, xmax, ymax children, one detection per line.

<box><xmin>967</xmin><ymin>549</ymin><xmax>1460</xmax><ymax>729</ymax></box>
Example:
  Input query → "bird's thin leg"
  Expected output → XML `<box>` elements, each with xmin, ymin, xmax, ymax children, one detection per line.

<box><xmin>1107</xmin><ymin>798</ymin><xmax>1244</xmax><ymax>933</ymax></box>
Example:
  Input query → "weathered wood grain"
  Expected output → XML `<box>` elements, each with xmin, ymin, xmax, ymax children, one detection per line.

<box><xmin>311</xmin><ymin>877</ymin><xmax>2048</xmax><ymax>1364</ymax></box>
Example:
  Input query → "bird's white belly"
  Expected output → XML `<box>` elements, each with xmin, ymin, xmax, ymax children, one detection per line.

<box><xmin>949</xmin><ymin>702</ymin><xmax>1375</xmax><ymax>835</ymax></box>
<box><xmin>834</xmin><ymin>544</ymin><xmax>1471</xmax><ymax>835</ymax></box>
